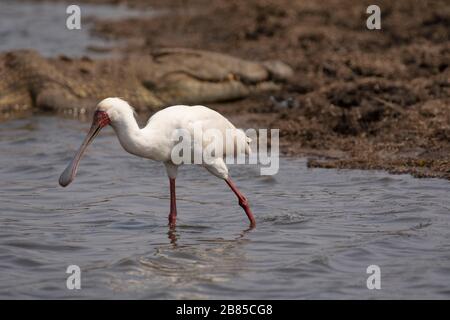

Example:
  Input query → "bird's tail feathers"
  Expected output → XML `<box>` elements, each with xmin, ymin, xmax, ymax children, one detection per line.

<box><xmin>234</xmin><ymin>129</ymin><xmax>252</xmax><ymax>156</ymax></box>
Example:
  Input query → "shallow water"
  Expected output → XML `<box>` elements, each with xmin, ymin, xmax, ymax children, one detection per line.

<box><xmin>0</xmin><ymin>0</ymin><xmax>156</xmax><ymax>57</ymax></box>
<box><xmin>0</xmin><ymin>116</ymin><xmax>449</xmax><ymax>299</ymax></box>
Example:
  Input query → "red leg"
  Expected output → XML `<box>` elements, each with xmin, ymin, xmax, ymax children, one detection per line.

<box><xmin>168</xmin><ymin>178</ymin><xmax>177</xmax><ymax>227</ymax></box>
<box><xmin>225</xmin><ymin>177</ymin><xmax>256</xmax><ymax>227</ymax></box>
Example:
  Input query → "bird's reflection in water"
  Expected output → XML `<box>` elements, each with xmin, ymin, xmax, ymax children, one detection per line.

<box><xmin>116</xmin><ymin>225</ymin><xmax>255</xmax><ymax>298</ymax></box>
<box><xmin>167</xmin><ymin>224</ymin><xmax>253</xmax><ymax>248</ymax></box>
<box><xmin>167</xmin><ymin>226</ymin><xmax>178</xmax><ymax>247</ymax></box>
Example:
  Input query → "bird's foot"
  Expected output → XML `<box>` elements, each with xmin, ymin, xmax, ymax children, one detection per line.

<box><xmin>238</xmin><ymin>198</ymin><xmax>256</xmax><ymax>228</ymax></box>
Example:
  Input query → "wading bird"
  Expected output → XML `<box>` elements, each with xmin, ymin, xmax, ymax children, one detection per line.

<box><xmin>59</xmin><ymin>97</ymin><xmax>256</xmax><ymax>227</ymax></box>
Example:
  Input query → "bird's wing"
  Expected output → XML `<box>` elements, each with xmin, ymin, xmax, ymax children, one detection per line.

<box><xmin>186</xmin><ymin>106</ymin><xmax>251</xmax><ymax>158</ymax></box>
<box><xmin>146</xmin><ymin>105</ymin><xmax>251</xmax><ymax>159</ymax></box>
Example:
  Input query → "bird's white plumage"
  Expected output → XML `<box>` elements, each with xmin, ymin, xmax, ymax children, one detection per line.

<box><xmin>59</xmin><ymin>97</ymin><xmax>257</xmax><ymax>227</ymax></box>
<box><xmin>99</xmin><ymin>98</ymin><xmax>251</xmax><ymax>179</ymax></box>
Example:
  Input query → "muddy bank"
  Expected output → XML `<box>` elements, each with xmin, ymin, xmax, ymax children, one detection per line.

<box><xmin>0</xmin><ymin>47</ymin><xmax>293</xmax><ymax>121</ymax></box>
<box><xmin>6</xmin><ymin>0</ymin><xmax>450</xmax><ymax>179</ymax></box>
<box><xmin>90</xmin><ymin>0</ymin><xmax>450</xmax><ymax>180</ymax></box>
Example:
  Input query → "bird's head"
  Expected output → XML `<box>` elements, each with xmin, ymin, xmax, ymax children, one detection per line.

<box><xmin>96</xmin><ymin>97</ymin><xmax>136</xmax><ymax>124</ymax></box>
<box><xmin>58</xmin><ymin>97</ymin><xmax>133</xmax><ymax>187</ymax></box>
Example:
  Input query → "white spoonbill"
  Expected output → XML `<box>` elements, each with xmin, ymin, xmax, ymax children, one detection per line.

<box><xmin>59</xmin><ymin>97</ymin><xmax>256</xmax><ymax>227</ymax></box>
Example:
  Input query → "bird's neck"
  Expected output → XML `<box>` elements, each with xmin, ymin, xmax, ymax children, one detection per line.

<box><xmin>111</xmin><ymin>114</ymin><xmax>153</xmax><ymax>159</ymax></box>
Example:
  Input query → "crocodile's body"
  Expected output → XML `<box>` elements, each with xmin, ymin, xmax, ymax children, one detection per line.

<box><xmin>0</xmin><ymin>48</ymin><xmax>292</xmax><ymax>117</ymax></box>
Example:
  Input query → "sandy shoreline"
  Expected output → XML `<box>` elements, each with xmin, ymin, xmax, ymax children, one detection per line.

<box><xmin>4</xmin><ymin>0</ymin><xmax>450</xmax><ymax>179</ymax></box>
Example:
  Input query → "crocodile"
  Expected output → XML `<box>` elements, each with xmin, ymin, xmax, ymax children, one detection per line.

<box><xmin>0</xmin><ymin>48</ymin><xmax>293</xmax><ymax>118</ymax></box>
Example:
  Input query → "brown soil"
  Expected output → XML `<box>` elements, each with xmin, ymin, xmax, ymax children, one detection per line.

<box><xmin>42</xmin><ymin>0</ymin><xmax>450</xmax><ymax>179</ymax></box>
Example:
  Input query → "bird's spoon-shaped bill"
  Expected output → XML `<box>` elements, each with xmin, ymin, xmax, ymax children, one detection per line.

<box><xmin>59</xmin><ymin>111</ymin><xmax>110</xmax><ymax>187</ymax></box>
